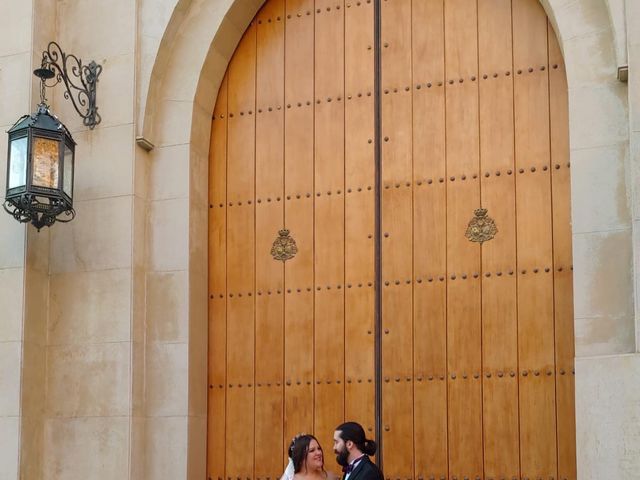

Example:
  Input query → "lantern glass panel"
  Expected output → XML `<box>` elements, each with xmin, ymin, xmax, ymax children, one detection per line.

<box><xmin>8</xmin><ymin>136</ymin><xmax>28</xmax><ymax>189</ymax></box>
<box><xmin>63</xmin><ymin>143</ymin><xmax>73</xmax><ymax>198</ymax></box>
<box><xmin>32</xmin><ymin>137</ymin><xmax>59</xmax><ymax>189</ymax></box>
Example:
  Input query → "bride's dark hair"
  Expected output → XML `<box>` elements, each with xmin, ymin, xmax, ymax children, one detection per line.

<box><xmin>289</xmin><ymin>434</ymin><xmax>324</xmax><ymax>473</ymax></box>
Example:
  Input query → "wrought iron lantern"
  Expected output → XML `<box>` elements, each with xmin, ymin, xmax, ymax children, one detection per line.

<box><xmin>4</xmin><ymin>42</ymin><xmax>101</xmax><ymax>230</ymax></box>
<box><xmin>5</xmin><ymin>104</ymin><xmax>76</xmax><ymax>230</ymax></box>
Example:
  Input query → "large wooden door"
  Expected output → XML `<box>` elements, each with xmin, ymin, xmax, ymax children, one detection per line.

<box><xmin>208</xmin><ymin>1</ymin><xmax>575</xmax><ymax>480</ymax></box>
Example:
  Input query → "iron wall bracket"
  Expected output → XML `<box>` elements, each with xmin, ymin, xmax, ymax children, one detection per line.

<box><xmin>34</xmin><ymin>41</ymin><xmax>102</xmax><ymax>129</ymax></box>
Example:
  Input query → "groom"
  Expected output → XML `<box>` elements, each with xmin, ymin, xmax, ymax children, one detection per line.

<box><xmin>333</xmin><ymin>422</ymin><xmax>384</xmax><ymax>480</ymax></box>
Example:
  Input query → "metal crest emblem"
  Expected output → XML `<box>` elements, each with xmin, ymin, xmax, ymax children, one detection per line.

<box><xmin>465</xmin><ymin>208</ymin><xmax>498</xmax><ymax>244</ymax></box>
<box><xmin>271</xmin><ymin>229</ymin><xmax>298</xmax><ymax>262</ymax></box>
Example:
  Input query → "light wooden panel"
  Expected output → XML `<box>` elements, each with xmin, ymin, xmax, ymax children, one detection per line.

<box><xmin>283</xmin><ymin>0</ymin><xmax>315</xmax><ymax>453</ymax></box>
<box><xmin>314</xmin><ymin>0</ymin><xmax>346</xmax><ymax>452</ymax></box>
<box><xmin>381</xmin><ymin>0</ymin><xmax>413</xmax><ymax>477</ymax></box>
<box><xmin>225</xmin><ymin>22</ymin><xmax>257</xmax><ymax>480</ymax></box>
<box><xmin>208</xmin><ymin>74</ymin><xmax>228</xmax><ymax>480</ymax></box>
<box><xmin>411</xmin><ymin>1</ymin><xmax>447</xmax><ymax>478</ymax></box>
<box><xmin>513</xmin><ymin>0</ymin><xmax>557</xmax><ymax>478</ymax></box>
<box><xmin>444</xmin><ymin>0</ymin><xmax>483</xmax><ymax>478</ymax></box>
<box><xmin>477</xmin><ymin>1</ymin><xmax>519</xmax><ymax>478</ymax></box>
<box><xmin>344</xmin><ymin>0</ymin><xmax>375</xmax><ymax>436</ymax></box>
<box><xmin>255</xmin><ymin>2</ymin><xmax>285</xmax><ymax>478</ymax></box>
<box><xmin>549</xmin><ymin>21</ymin><xmax>577</xmax><ymax>480</ymax></box>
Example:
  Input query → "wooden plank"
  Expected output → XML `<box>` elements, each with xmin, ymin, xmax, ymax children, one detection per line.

<box><xmin>283</xmin><ymin>0</ymin><xmax>315</xmax><ymax>460</ymax></box>
<box><xmin>549</xmin><ymin>22</ymin><xmax>576</xmax><ymax>480</ymax></box>
<box><xmin>314</xmin><ymin>0</ymin><xmax>346</xmax><ymax>452</ymax></box>
<box><xmin>477</xmin><ymin>1</ymin><xmax>519</xmax><ymax>478</ymax></box>
<box><xmin>226</xmin><ymin>298</ymin><xmax>256</xmax><ymax>478</ymax></box>
<box><xmin>513</xmin><ymin>1</ymin><xmax>557</xmax><ymax>478</ymax></box>
<box><xmin>411</xmin><ymin>1</ymin><xmax>447</xmax><ymax>477</ymax></box>
<box><xmin>225</xmin><ymin>23</ymin><xmax>257</xmax><ymax>479</ymax></box>
<box><xmin>443</xmin><ymin>1</ymin><xmax>483</xmax><ymax>478</ymax></box>
<box><xmin>344</xmin><ymin>0</ymin><xmax>374</xmax><ymax>423</ymax></box>
<box><xmin>254</xmin><ymin>3</ymin><xmax>286</xmax><ymax>476</ymax></box>
<box><xmin>381</xmin><ymin>0</ymin><xmax>413</xmax><ymax>476</ymax></box>
<box><xmin>208</xmin><ymin>74</ymin><xmax>228</xmax><ymax>480</ymax></box>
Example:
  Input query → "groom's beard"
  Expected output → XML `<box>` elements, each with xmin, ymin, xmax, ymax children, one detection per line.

<box><xmin>336</xmin><ymin>447</ymin><xmax>349</xmax><ymax>467</ymax></box>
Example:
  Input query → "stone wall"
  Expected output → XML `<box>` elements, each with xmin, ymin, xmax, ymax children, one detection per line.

<box><xmin>0</xmin><ymin>0</ymin><xmax>637</xmax><ymax>479</ymax></box>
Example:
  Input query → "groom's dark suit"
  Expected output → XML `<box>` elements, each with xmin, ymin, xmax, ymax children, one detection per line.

<box><xmin>343</xmin><ymin>456</ymin><xmax>384</xmax><ymax>480</ymax></box>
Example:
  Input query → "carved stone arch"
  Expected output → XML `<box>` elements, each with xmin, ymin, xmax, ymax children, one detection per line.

<box><xmin>141</xmin><ymin>0</ymin><xmax>630</xmax><ymax>477</ymax></box>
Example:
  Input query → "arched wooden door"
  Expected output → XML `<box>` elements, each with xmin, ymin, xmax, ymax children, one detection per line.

<box><xmin>208</xmin><ymin>1</ymin><xmax>575</xmax><ymax>480</ymax></box>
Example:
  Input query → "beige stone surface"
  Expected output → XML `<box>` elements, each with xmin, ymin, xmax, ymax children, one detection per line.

<box><xmin>46</xmin><ymin>342</ymin><xmax>130</xmax><ymax>417</ymax></box>
<box><xmin>20</xmin><ymin>414</ymin><xmax>44</xmax><ymax>480</ymax></box>
<box><xmin>569</xmin><ymin>84</ymin><xmax>628</xmax><ymax>150</ymax></box>
<box><xmin>0</xmin><ymin>213</ymin><xmax>26</xmax><ymax>270</ymax></box>
<box><xmin>72</xmin><ymin>124</ymin><xmax>135</xmax><ymax>201</ymax></box>
<box><xmin>0</xmin><ymin>417</ymin><xmax>20</xmax><ymax>480</ymax></box>
<box><xmin>132</xmin><ymin>267</ymin><xmax>146</xmax><ymax>343</ymax></box>
<box><xmin>0</xmin><ymin>125</ymin><xmax>7</xmax><ymax>180</ymax></box>
<box><xmin>149</xmin><ymin>144</ymin><xmax>190</xmax><ymax>200</ymax></box>
<box><xmin>23</xmin><ymin>267</ymin><xmax>48</xmax><ymax>344</ymax></box>
<box><xmin>628</xmin><ymin>0</ymin><xmax>640</xmax><ymax>47</ymax></box>
<box><xmin>56</xmin><ymin>0</ymin><xmax>135</xmax><ymax>58</ymax></box>
<box><xmin>0</xmin><ymin>0</ymin><xmax>33</xmax><ymax>57</ymax></box>
<box><xmin>190</xmin><ymin>104</ymin><xmax>213</xmax><ymax>160</ymax></box>
<box><xmin>573</xmin><ymin>229</ymin><xmax>635</xmax><ymax>355</ymax></box>
<box><xmin>147</xmin><ymin>197</ymin><xmax>189</xmax><ymax>271</ymax></box>
<box><xmin>130</xmin><ymin>416</ymin><xmax>145</xmax><ymax>479</ymax></box>
<box><xmin>32</xmin><ymin>0</ymin><xmax>57</xmax><ymax>54</ymax></box>
<box><xmin>49</xmin><ymin>269</ymin><xmax>132</xmax><ymax>345</ymax></box>
<box><xmin>145</xmin><ymin>416</ymin><xmax>188</xmax><ymax>480</ymax></box>
<box><xmin>552</xmin><ymin>0</ymin><xmax>611</xmax><ymax>41</ymax></box>
<box><xmin>133</xmin><ymin>197</ymin><xmax>147</xmax><ymax>271</ymax></box>
<box><xmin>570</xmin><ymin>143</ymin><xmax>631</xmax><ymax>234</ymax></box>
<box><xmin>187</xmin><ymin>416</ymin><xmax>207</xmax><ymax>479</ymax></box>
<box><xmin>137</xmin><ymin>0</ymin><xmax>190</xmax><ymax>136</ymax></box>
<box><xmin>632</xmin><ymin>82</ymin><xmax>640</xmax><ymax>146</ymax></box>
<box><xmin>602</xmin><ymin>0</ymin><xmax>627</xmax><ymax>67</ymax></box>
<box><xmin>134</xmin><ymin>147</ymin><xmax>149</xmax><ymax>200</ymax></box>
<box><xmin>147</xmin><ymin>270</ymin><xmax>188</xmax><ymax>342</ymax></box>
<box><xmin>44</xmin><ymin>417</ymin><xmax>130</xmax><ymax>480</ymax></box>
<box><xmin>576</xmin><ymin>353</ymin><xmax>640</xmax><ymax>479</ymax></box>
<box><xmin>131</xmin><ymin>339</ymin><xmax>145</xmax><ymax>417</ymax></box>
<box><xmin>0</xmin><ymin>268</ymin><xmax>24</xmax><ymax>342</ymax></box>
<box><xmin>26</xmin><ymin>226</ymin><xmax>51</xmax><ymax>273</ymax></box>
<box><xmin>49</xmin><ymin>196</ymin><xmax>133</xmax><ymax>274</ymax></box>
<box><xmin>0</xmin><ymin>342</ymin><xmax>21</xmax><ymax>417</ymax></box>
<box><xmin>146</xmin><ymin>341</ymin><xmax>189</xmax><ymax>416</ymax></box>
<box><xmin>635</xmin><ymin>218</ymin><xmax>640</xmax><ymax>350</ymax></box>
<box><xmin>0</xmin><ymin>53</ymin><xmax>31</xmax><ymax>127</ymax></box>
<box><xmin>563</xmin><ymin>31</ymin><xmax>618</xmax><ymax>87</ymax></box>
<box><xmin>154</xmin><ymin>99</ymin><xmax>194</xmax><ymax>148</ymax></box>
<box><xmin>21</xmin><ymin>340</ymin><xmax>46</xmax><ymax>417</ymax></box>
<box><xmin>188</xmin><ymin>329</ymin><xmax>208</xmax><ymax>418</ymax></box>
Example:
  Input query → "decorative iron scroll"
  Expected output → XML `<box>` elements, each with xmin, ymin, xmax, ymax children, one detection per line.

<box><xmin>465</xmin><ymin>208</ymin><xmax>498</xmax><ymax>244</ymax></box>
<box><xmin>271</xmin><ymin>229</ymin><xmax>298</xmax><ymax>261</ymax></box>
<box><xmin>36</xmin><ymin>41</ymin><xmax>102</xmax><ymax>129</ymax></box>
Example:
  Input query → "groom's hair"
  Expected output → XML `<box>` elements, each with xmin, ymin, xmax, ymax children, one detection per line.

<box><xmin>336</xmin><ymin>422</ymin><xmax>377</xmax><ymax>456</ymax></box>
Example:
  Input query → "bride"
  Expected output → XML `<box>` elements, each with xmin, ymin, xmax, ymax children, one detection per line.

<box><xmin>280</xmin><ymin>435</ymin><xmax>339</xmax><ymax>480</ymax></box>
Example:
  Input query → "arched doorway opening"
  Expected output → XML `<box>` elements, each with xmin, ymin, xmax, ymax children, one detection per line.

<box><xmin>207</xmin><ymin>1</ymin><xmax>575</xmax><ymax>479</ymax></box>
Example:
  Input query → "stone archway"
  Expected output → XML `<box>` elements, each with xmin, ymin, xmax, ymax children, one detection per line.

<box><xmin>141</xmin><ymin>0</ymin><xmax>632</xmax><ymax>478</ymax></box>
